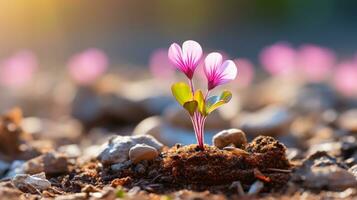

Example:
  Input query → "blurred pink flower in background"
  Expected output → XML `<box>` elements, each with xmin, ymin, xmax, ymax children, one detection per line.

<box><xmin>168</xmin><ymin>40</ymin><xmax>203</xmax><ymax>79</ymax></box>
<box><xmin>332</xmin><ymin>61</ymin><xmax>357</xmax><ymax>97</ymax></box>
<box><xmin>233</xmin><ymin>58</ymin><xmax>255</xmax><ymax>87</ymax></box>
<box><xmin>259</xmin><ymin>42</ymin><xmax>297</xmax><ymax>76</ymax></box>
<box><xmin>297</xmin><ymin>44</ymin><xmax>336</xmax><ymax>82</ymax></box>
<box><xmin>68</xmin><ymin>48</ymin><xmax>108</xmax><ymax>85</ymax></box>
<box><xmin>149</xmin><ymin>48</ymin><xmax>175</xmax><ymax>80</ymax></box>
<box><xmin>0</xmin><ymin>50</ymin><xmax>38</xmax><ymax>88</ymax></box>
<box><xmin>204</xmin><ymin>52</ymin><xmax>237</xmax><ymax>90</ymax></box>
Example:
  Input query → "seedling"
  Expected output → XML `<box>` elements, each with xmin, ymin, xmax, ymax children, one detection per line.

<box><xmin>168</xmin><ymin>40</ymin><xmax>237</xmax><ymax>149</ymax></box>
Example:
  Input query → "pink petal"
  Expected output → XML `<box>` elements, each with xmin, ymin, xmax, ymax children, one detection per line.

<box><xmin>332</xmin><ymin>61</ymin><xmax>357</xmax><ymax>96</ymax></box>
<box><xmin>0</xmin><ymin>50</ymin><xmax>38</xmax><ymax>88</ymax></box>
<box><xmin>68</xmin><ymin>48</ymin><xmax>108</xmax><ymax>85</ymax></box>
<box><xmin>204</xmin><ymin>52</ymin><xmax>223</xmax><ymax>79</ymax></box>
<box><xmin>182</xmin><ymin>40</ymin><xmax>203</xmax><ymax>69</ymax></box>
<box><xmin>259</xmin><ymin>42</ymin><xmax>297</xmax><ymax>76</ymax></box>
<box><xmin>298</xmin><ymin>44</ymin><xmax>336</xmax><ymax>82</ymax></box>
<box><xmin>234</xmin><ymin>58</ymin><xmax>254</xmax><ymax>87</ymax></box>
<box><xmin>149</xmin><ymin>48</ymin><xmax>175</xmax><ymax>80</ymax></box>
<box><xmin>168</xmin><ymin>43</ymin><xmax>184</xmax><ymax>71</ymax></box>
<box><xmin>219</xmin><ymin>60</ymin><xmax>237</xmax><ymax>82</ymax></box>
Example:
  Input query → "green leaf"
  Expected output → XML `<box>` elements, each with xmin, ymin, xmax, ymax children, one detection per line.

<box><xmin>171</xmin><ymin>82</ymin><xmax>193</xmax><ymax>106</ymax></box>
<box><xmin>206</xmin><ymin>90</ymin><xmax>232</xmax><ymax>114</ymax></box>
<box><xmin>116</xmin><ymin>187</ymin><xmax>126</xmax><ymax>198</ymax></box>
<box><xmin>183</xmin><ymin>100</ymin><xmax>198</xmax><ymax>116</ymax></box>
<box><xmin>194</xmin><ymin>90</ymin><xmax>206</xmax><ymax>116</ymax></box>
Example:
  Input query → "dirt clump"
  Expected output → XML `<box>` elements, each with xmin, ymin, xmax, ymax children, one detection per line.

<box><xmin>159</xmin><ymin>136</ymin><xmax>290</xmax><ymax>189</ymax></box>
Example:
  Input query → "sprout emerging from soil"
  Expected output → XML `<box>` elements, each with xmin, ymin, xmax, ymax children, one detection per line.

<box><xmin>168</xmin><ymin>40</ymin><xmax>237</xmax><ymax>149</ymax></box>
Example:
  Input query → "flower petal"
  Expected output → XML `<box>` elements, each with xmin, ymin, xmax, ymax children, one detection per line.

<box><xmin>218</xmin><ymin>60</ymin><xmax>237</xmax><ymax>83</ymax></box>
<box><xmin>0</xmin><ymin>50</ymin><xmax>38</xmax><ymax>88</ymax></box>
<box><xmin>298</xmin><ymin>44</ymin><xmax>336</xmax><ymax>82</ymax></box>
<box><xmin>204</xmin><ymin>52</ymin><xmax>223</xmax><ymax>79</ymax></box>
<box><xmin>168</xmin><ymin>43</ymin><xmax>184</xmax><ymax>70</ymax></box>
<box><xmin>259</xmin><ymin>42</ymin><xmax>296</xmax><ymax>76</ymax></box>
<box><xmin>333</xmin><ymin>62</ymin><xmax>357</xmax><ymax>96</ymax></box>
<box><xmin>182</xmin><ymin>40</ymin><xmax>203</xmax><ymax>69</ymax></box>
<box><xmin>68</xmin><ymin>48</ymin><xmax>108</xmax><ymax>85</ymax></box>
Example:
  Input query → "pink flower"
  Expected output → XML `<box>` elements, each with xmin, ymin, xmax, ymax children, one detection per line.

<box><xmin>149</xmin><ymin>48</ymin><xmax>175</xmax><ymax>80</ymax></box>
<box><xmin>0</xmin><ymin>50</ymin><xmax>38</xmax><ymax>88</ymax></box>
<box><xmin>259</xmin><ymin>42</ymin><xmax>297</xmax><ymax>76</ymax></box>
<box><xmin>68</xmin><ymin>48</ymin><xmax>108</xmax><ymax>85</ymax></box>
<box><xmin>233</xmin><ymin>58</ymin><xmax>254</xmax><ymax>87</ymax></box>
<box><xmin>298</xmin><ymin>44</ymin><xmax>336</xmax><ymax>82</ymax></box>
<box><xmin>168</xmin><ymin>40</ymin><xmax>203</xmax><ymax>79</ymax></box>
<box><xmin>204</xmin><ymin>52</ymin><xmax>237</xmax><ymax>90</ymax></box>
<box><xmin>332</xmin><ymin>61</ymin><xmax>357</xmax><ymax>97</ymax></box>
<box><xmin>196</xmin><ymin>51</ymin><xmax>230</xmax><ymax>81</ymax></box>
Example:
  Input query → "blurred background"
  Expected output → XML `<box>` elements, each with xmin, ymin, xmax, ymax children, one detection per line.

<box><xmin>1</xmin><ymin>0</ymin><xmax>357</xmax><ymax>66</ymax></box>
<box><xmin>0</xmin><ymin>0</ymin><xmax>357</xmax><ymax>145</ymax></box>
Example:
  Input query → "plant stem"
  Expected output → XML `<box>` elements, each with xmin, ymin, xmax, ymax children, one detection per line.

<box><xmin>188</xmin><ymin>78</ymin><xmax>203</xmax><ymax>148</ymax></box>
<box><xmin>190</xmin><ymin>116</ymin><xmax>200</xmax><ymax>146</ymax></box>
<box><xmin>188</xmin><ymin>79</ymin><xmax>195</xmax><ymax>94</ymax></box>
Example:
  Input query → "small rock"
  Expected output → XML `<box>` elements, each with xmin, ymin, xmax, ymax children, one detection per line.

<box><xmin>129</xmin><ymin>144</ymin><xmax>158</xmax><ymax>164</ymax></box>
<box><xmin>4</xmin><ymin>160</ymin><xmax>25</xmax><ymax>178</ymax></box>
<box><xmin>139</xmin><ymin>95</ymin><xmax>174</xmax><ymax>115</ymax></box>
<box><xmin>127</xmin><ymin>186</ymin><xmax>141</xmax><ymax>196</ymax></box>
<box><xmin>12</xmin><ymin>172</ymin><xmax>51</xmax><ymax>193</ymax></box>
<box><xmin>71</xmin><ymin>87</ymin><xmax>149</xmax><ymax>128</ymax></box>
<box><xmin>132</xmin><ymin>116</ymin><xmax>162</xmax><ymax>141</ymax></box>
<box><xmin>308</xmin><ymin>142</ymin><xmax>342</xmax><ymax>157</ymax></box>
<box><xmin>286</xmin><ymin>148</ymin><xmax>303</xmax><ymax>160</ymax></box>
<box><xmin>23</xmin><ymin>152</ymin><xmax>68</xmax><ymax>175</ymax></box>
<box><xmin>97</xmin><ymin>135</ymin><xmax>163</xmax><ymax>165</ymax></box>
<box><xmin>321</xmin><ymin>109</ymin><xmax>338</xmax><ymax>125</ymax></box>
<box><xmin>81</xmin><ymin>145</ymin><xmax>102</xmax><ymax>162</ymax></box>
<box><xmin>55</xmin><ymin>193</ymin><xmax>87</xmax><ymax>200</ymax></box>
<box><xmin>341</xmin><ymin>136</ymin><xmax>357</xmax><ymax>154</ymax></box>
<box><xmin>295</xmin><ymin>152</ymin><xmax>357</xmax><ymax>191</ymax></box>
<box><xmin>22</xmin><ymin>117</ymin><xmax>82</xmax><ymax>144</ymax></box>
<box><xmin>292</xmin><ymin>83</ymin><xmax>337</xmax><ymax>113</ymax></box>
<box><xmin>306</xmin><ymin>165</ymin><xmax>357</xmax><ymax>190</ymax></box>
<box><xmin>58</xmin><ymin>144</ymin><xmax>81</xmax><ymax>158</ymax></box>
<box><xmin>307</xmin><ymin>126</ymin><xmax>335</xmax><ymax>145</ymax></box>
<box><xmin>248</xmin><ymin>181</ymin><xmax>264</xmax><ymax>195</ymax></box>
<box><xmin>338</xmin><ymin>109</ymin><xmax>357</xmax><ymax>132</ymax></box>
<box><xmin>0</xmin><ymin>108</ymin><xmax>32</xmax><ymax>157</ymax></box>
<box><xmin>349</xmin><ymin>165</ymin><xmax>357</xmax><ymax>178</ymax></box>
<box><xmin>235</xmin><ymin>105</ymin><xmax>293</xmax><ymax>136</ymax></box>
<box><xmin>212</xmin><ymin>129</ymin><xmax>247</xmax><ymax>149</ymax></box>
<box><xmin>0</xmin><ymin>160</ymin><xmax>10</xmax><ymax>176</ymax></box>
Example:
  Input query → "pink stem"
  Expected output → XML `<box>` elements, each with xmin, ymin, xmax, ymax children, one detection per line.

<box><xmin>188</xmin><ymin>79</ymin><xmax>195</xmax><ymax>94</ymax></box>
<box><xmin>190</xmin><ymin>116</ymin><xmax>200</xmax><ymax>146</ymax></box>
<box><xmin>196</xmin><ymin>90</ymin><xmax>209</xmax><ymax>149</ymax></box>
<box><xmin>188</xmin><ymin>78</ymin><xmax>202</xmax><ymax>147</ymax></box>
<box><xmin>200</xmin><ymin>116</ymin><xmax>206</xmax><ymax>147</ymax></box>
